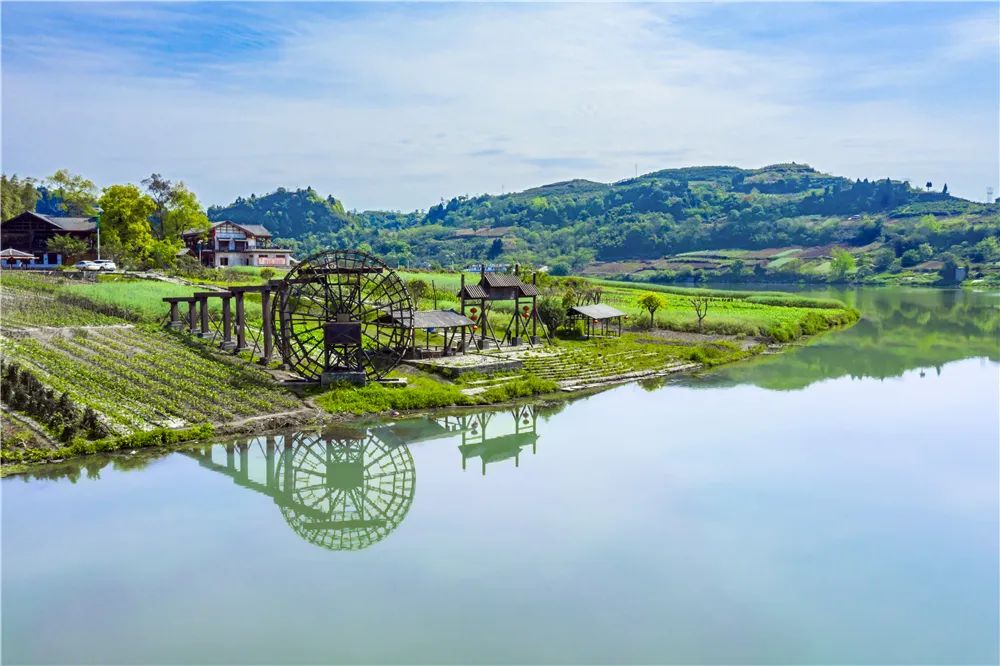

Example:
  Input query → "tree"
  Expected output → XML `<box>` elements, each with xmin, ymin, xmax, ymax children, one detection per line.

<box><xmin>689</xmin><ymin>297</ymin><xmax>709</xmax><ymax>331</ymax></box>
<box><xmin>407</xmin><ymin>278</ymin><xmax>429</xmax><ymax>303</ymax></box>
<box><xmin>46</xmin><ymin>169</ymin><xmax>98</xmax><ymax>216</ymax></box>
<box><xmin>925</xmin><ymin>181</ymin><xmax>933</xmax><ymax>192</ymax></box>
<box><xmin>901</xmin><ymin>249</ymin><xmax>922</xmax><ymax>267</ymax></box>
<box><xmin>938</xmin><ymin>252</ymin><xmax>960</xmax><ymax>283</ymax></box>
<box><xmin>537</xmin><ymin>295</ymin><xmax>567</xmax><ymax>334</ymax></box>
<box><xmin>487</xmin><ymin>238</ymin><xmax>504</xmax><ymax>259</ymax></box>
<box><xmin>942</xmin><ymin>183</ymin><xmax>949</xmax><ymax>195</ymax></box>
<box><xmin>549</xmin><ymin>262</ymin><xmax>571</xmax><ymax>276</ymax></box>
<box><xmin>638</xmin><ymin>292</ymin><xmax>666</xmax><ymax>327</ymax></box>
<box><xmin>830</xmin><ymin>247</ymin><xmax>856</xmax><ymax>280</ymax></box>
<box><xmin>46</xmin><ymin>235</ymin><xmax>89</xmax><ymax>264</ymax></box>
<box><xmin>728</xmin><ymin>259</ymin><xmax>745</xmax><ymax>279</ymax></box>
<box><xmin>1</xmin><ymin>174</ymin><xmax>39</xmax><ymax>221</ymax></box>
<box><xmin>142</xmin><ymin>174</ymin><xmax>210</xmax><ymax>239</ymax></box>
<box><xmin>97</xmin><ymin>184</ymin><xmax>155</xmax><ymax>266</ymax></box>
<box><xmin>144</xmin><ymin>238</ymin><xmax>185</xmax><ymax>269</ymax></box>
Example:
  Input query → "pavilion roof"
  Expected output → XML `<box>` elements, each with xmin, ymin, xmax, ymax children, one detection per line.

<box><xmin>412</xmin><ymin>309</ymin><xmax>475</xmax><ymax>329</ymax></box>
<box><xmin>569</xmin><ymin>304</ymin><xmax>626</xmax><ymax>320</ymax></box>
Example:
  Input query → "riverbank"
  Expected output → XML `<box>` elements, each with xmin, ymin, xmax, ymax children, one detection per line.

<box><xmin>0</xmin><ymin>271</ymin><xmax>859</xmax><ymax>471</ymax></box>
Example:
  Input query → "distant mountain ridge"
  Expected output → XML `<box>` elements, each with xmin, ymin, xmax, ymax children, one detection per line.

<box><xmin>206</xmin><ymin>163</ymin><xmax>998</xmax><ymax>281</ymax></box>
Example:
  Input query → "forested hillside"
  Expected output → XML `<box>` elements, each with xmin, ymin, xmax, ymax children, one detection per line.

<box><xmin>201</xmin><ymin>163</ymin><xmax>1000</xmax><ymax>283</ymax></box>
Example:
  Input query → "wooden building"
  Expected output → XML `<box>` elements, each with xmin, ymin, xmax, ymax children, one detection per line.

<box><xmin>182</xmin><ymin>221</ymin><xmax>294</xmax><ymax>268</ymax></box>
<box><xmin>0</xmin><ymin>211</ymin><xmax>96</xmax><ymax>266</ymax></box>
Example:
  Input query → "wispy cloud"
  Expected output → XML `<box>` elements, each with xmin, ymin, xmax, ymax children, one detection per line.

<box><xmin>2</xmin><ymin>2</ymin><xmax>997</xmax><ymax>209</ymax></box>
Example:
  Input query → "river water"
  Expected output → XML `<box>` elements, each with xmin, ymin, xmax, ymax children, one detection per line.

<box><xmin>3</xmin><ymin>288</ymin><xmax>998</xmax><ymax>664</ymax></box>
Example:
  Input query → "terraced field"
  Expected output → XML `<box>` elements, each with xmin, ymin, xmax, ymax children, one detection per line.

<box><xmin>2</xmin><ymin>327</ymin><xmax>301</xmax><ymax>433</ymax></box>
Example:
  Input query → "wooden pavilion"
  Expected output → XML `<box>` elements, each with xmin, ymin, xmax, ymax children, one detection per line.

<box><xmin>568</xmin><ymin>303</ymin><xmax>627</xmax><ymax>337</ymax></box>
<box><xmin>457</xmin><ymin>267</ymin><xmax>544</xmax><ymax>349</ymax></box>
<box><xmin>408</xmin><ymin>309</ymin><xmax>476</xmax><ymax>358</ymax></box>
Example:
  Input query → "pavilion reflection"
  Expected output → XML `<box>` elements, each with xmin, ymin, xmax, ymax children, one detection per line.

<box><xmin>184</xmin><ymin>404</ymin><xmax>541</xmax><ymax>551</ymax></box>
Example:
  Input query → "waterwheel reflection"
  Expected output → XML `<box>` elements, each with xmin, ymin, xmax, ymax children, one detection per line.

<box><xmin>184</xmin><ymin>405</ymin><xmax>541</xmax><ymax>551</ymax></box>
<box><xmin>183</xmin><ymin>429</ymin><xmax>415</xmax><ymax>552</ymax></box>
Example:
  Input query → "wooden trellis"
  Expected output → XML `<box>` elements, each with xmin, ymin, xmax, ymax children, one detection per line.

<box><xmin>163</xmin><ymin>283</ymin><xmax>280</xmax><ymax>364</ymax></box>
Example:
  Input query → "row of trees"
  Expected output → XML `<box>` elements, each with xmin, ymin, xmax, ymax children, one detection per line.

<box><xmin>1</xmin><ymin>170</ymin><xmax>211</xmax><ymax>268</ymax></box>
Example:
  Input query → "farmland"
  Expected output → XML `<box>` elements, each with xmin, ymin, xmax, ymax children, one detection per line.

<box><xmin>0</xmin><ymin>272</ymin><xmax>304</xmax><ymax>467</ymax></box>
<box><xmin>1</xmin><ymin>269</ymin><xmax>859</xmax><ymax>467</ymax></box>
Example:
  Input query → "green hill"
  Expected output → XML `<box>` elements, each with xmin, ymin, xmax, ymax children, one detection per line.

<box><xmin>207</xmin><ymin>164</ymin><xmax>1000</xmax><ymax>284</ymax></box>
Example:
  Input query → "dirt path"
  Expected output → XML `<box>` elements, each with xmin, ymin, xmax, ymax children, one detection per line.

<box><xmin>641</xmin><ymin>328</ymin><xmax>766</xmax><ymax>351</ymax></box>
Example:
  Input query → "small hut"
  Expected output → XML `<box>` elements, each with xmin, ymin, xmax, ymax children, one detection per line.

<box><xmin>568</xmin><ymin>303</ymin><xmax>627</xmax><ymax>337</ymax></box>
<box><xmin>0</xmin><ymin>248</ymin><xmax>36</xmax><ymax>267</ymax></box>
<box><xmin>410</xmin><ymin>309</ymin><xmax>476</xmax><ymax>358</ymax></box>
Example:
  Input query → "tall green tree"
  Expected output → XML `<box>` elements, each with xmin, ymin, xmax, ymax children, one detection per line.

<box><xmin>830</xmin><ymin>247</ymin><xmax>856</xmax><ymax>280</ymax></box>
<box><xmin>46</xmin><ymin>169</ymin><xmax>99</xmax><ymax>216</ymax></box>
<box><xmin>638</xmin><ymin>292</ymin><xmax>666</xmax><ymax>327</ymax></box>
<box><xmin>97</xmin><ymin>184</ymin><xmax>155</xmax><ymax>265</ymax></box>
<box><xmin>142</xmin><ymin>174</ymin><xmax>209</xmax><ymax>239</ymax></box>
<box><xmin>1</xmin><ymin>174</ymin><xmax>39</xmax><ymax>221</ymax></box>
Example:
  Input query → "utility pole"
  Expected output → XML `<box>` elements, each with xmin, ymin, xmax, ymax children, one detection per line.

<box><xmin>988</xmin><ymin>187</ymin><xmax>994</xmax><ymax>203</ymax></box>
<box><xmin>634</xmin><ymin>163</ymin><xmax>638</xmax><ymax>179</ymax></box>
<box><xmin>95</xmin><ymin>208</ymin><xmax>102</xmax><ymax>260</ymax></box>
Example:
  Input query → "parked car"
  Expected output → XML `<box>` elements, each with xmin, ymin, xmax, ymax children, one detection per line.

<box><xmin>75</xmin><ymin>260</ymin><xmax>117</xmax><ymax>271</ymax></box>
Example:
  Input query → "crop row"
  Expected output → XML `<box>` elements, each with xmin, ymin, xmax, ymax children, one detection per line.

<box><xmin>5</xmin><ymin>339</ymin><xmax>165</xmax><ymax>430</ymax></box>
<box><xmin>86</xmin><ymin>329</ymin><xmax>299</xmax><ymax>410</ymax></box>
<box><xmin>47</xmin><ymin>335</ymin><xmax>235</xmax><ymax>423</ymax></box>
<box><xmin>80</xmin><ymin>330</ymin><xmax>297</xmax><ymax>413</ymax></box>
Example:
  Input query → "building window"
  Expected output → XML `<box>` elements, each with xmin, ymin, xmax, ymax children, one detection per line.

<box><xmin>220</xmin><ymin>257</ymin><xmax>229</xmax><ymax>266</ymax></box>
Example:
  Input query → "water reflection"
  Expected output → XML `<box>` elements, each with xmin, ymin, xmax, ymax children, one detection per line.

<box><xmin>458</xmin><ymin>405</ymin><xmax>539</xmax><ymax>475</ymax></box>
<box><xmin>183</xmin><ymin>430</ymin><xmax>415</xmax><ymax>552</ymax></box>
<box><xmin>696</xmin><ymin>287</ymin><xmax>1000</xmax><ymax>390</ymax></box>
<box><xmin>184</xmin><ymin>405</ymin><xmax>540</xmax><ymax>550</ymax></box>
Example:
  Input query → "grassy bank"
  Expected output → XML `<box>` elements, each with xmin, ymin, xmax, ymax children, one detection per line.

<box><xmin>1</xmin><ymin>270</ymin><xmax>858</xmax><ymax>470</ymax></box>
<box><xmin>314</xmin><ymin>374</ymin><xmax>557</xmax><ymax>416</ymax></box>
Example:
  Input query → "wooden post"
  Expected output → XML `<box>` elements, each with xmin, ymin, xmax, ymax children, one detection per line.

<box><xmin>198</xmin><ymin>294</ymin><xmax>210</xmax><ymax>337</ymax></box>
<box><xmin>480</xmin><ymin>298</ymin><xmax>487</xmax><ymax>347</ymax></box>
<box><xmin>187</xmin><ymin>299</ymin><xmax>198</xmax><ymax>334</ymax></box>
<box><xmin>234</xmin><ymin>291</ymin><xmax>248</xmax><ymax>352</ymax></box>
<box><xmin>265</xmin><ymin>436</ymin><xmax>276</xmax><ymax>490</ymax></box>
<box><xmin>220</xmin><ymin>294</ymin><xmax>235</xmax><ymax>350</ymax></box>
<box><xmin>459</xmin><ymin>274</ymin><xmax>467</xmax><ymax>353</ymax></box>
<box><xmin>278</xmin><ymin>284</ymin><xmax>291</xmax><ymax>367</ymax></box>
<box><xmin>531</xmin><ymin>273</ymin><xmax>538</xmax><ymax>342</ymax></box>
<box><xmin>260</xmin><ymin>286</ymin><xmax>273</xmax><ymax>363</ymax></box>
<box><xmin>168</xmin><ymin>301</ymin><xmax>180</xmax><ymax>329</ymax></box>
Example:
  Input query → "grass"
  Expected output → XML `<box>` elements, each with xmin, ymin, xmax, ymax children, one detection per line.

<box><xmin>589</xmin><ymin>281</ymin><xmax>858</xmax><ymax>340</ymax></box>
<box><xmin>314</xmin><ymin>373</ymin><xmax>558</xmax><ymax>416</ymax></box>
<box><xmin>0</xmin><ymin>424</ymin><xmax>214</xmax><ymax>468</ymax></box>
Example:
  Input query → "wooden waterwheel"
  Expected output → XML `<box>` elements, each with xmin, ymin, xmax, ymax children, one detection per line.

<box><xmin>273</xmin><ymin>249</ymin><xmax>414</xmax><ymax>382</ymax></box>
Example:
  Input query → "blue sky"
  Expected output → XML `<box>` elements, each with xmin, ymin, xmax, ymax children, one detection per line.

<box><xmin>2</xmin><ymin>2</ymin><xmax>997</xmax><ymax>210</ymax></box>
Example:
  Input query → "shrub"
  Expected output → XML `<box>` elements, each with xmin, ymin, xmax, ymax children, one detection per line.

<box><xmin>537</xmin><ymin>295</ymin><xmax>568</xmax><ymax>333</ymax></box>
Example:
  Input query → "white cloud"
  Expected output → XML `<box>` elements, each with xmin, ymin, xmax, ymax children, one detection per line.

<box><xmin>2</xmin><ymin>3</ymin><xmax>997</xmax><ymax>208</ymax></box>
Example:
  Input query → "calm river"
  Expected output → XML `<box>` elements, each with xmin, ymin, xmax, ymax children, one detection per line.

<box><xmin>3</xmin><ymin>288</ymin><xmax>998</xmax><ymax>664</ymax></box>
